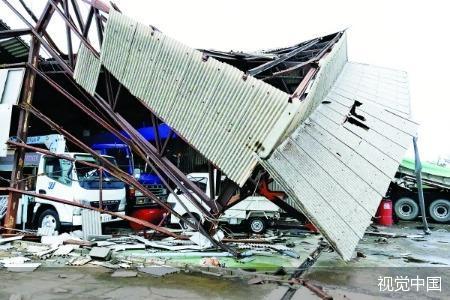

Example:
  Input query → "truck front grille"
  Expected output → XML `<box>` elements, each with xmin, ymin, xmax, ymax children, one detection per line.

<box><xmin>90</xmin><ymin>200</ymin><xmax>120</xmax><ymax>211</ymax></box>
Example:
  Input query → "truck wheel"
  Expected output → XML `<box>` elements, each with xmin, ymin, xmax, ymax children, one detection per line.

<box><xmin>180</xmin><ymin>213</ymin><xmax>200</xmax><ymax>231</ymax></box>
<box><xmin>38</xmin><ymin>209</ymin><xmax>61</xmax><ymax>232</ymax></box>
<box><xmin>394</xmin><ymin>197</ymin><xmax>419</xmax><ymax>221</ymax></box>
<box><xmin>429</xmin><ymin>199</ymin><xmax>450</xmax><ymax>223</ymax></box>
<box><xmin>248</xmin><ymin>217</ymin><xmax>267</xmax><ymax>234</ymax></box>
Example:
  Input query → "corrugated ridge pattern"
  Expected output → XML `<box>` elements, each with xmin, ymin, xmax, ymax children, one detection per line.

<box><xmin>73</xmin><ymin>44</ymin><xmax>101</xmax><ymax>95</ymax></box>
<box><xmin>261</xmin><ymin>61</ymin><xmax>418</xmax><ymax>260</ymax></box>
<box><xmin>282</xmin><ymin>33</ymin><xmax>348</xmax><ymax>141</ymax></box>
<box><xmin>96</xmin><ymin>11</ymin><xmax>293</xmax><ymax>186</ymax></box>
<box><xmin>81</xmin><ymin>209</ymin><xmax>102</xmax><ymax>240</ymax></box>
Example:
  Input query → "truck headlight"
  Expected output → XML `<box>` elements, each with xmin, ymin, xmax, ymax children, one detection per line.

<box><xmin>118</xmin><ymin>202</ymin><xmax>126</xmax><ymax>211</ymax></box>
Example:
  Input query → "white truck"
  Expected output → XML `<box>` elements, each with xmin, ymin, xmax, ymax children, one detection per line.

<box><xmin>0</xmin><ymin>135</ymin><xmax>126</xmax><ymax>231</ymax></box>
<box><xmin>167</xmin><ymin>172</ymin><xmax>281</xmax><ymax>233</ymax></box>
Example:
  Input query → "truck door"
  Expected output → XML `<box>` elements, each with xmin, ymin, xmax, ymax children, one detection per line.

<box><xmin>35</xmin><ymin>156</ymin><xmax>74</xmax><ymax>222</ymax></box>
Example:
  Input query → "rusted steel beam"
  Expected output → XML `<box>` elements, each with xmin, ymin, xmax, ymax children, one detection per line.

<box><xmin>28</xmin><ymin>64</ymin><xmax>128</xmax><ymax>142</ymax></box>
<box><xmin>20</xmin><ymin>104</ymin><xmax>186</xmax><ymax>224</ymax></box>
<box><xmin>29</xmin><ymin>64</ymin><xmax>216</xmax><ymax>224</ymax></box>
<box><xmin>160</xmin><ymin>129</ymin><xmax>173</xmax><ymax>157</ymax></box>
<box><xmin>115</xmin><ymin>115</ymin><xmax>217</xmax><ymax>218</ymax></box>
<box><xmin>70</xmin><ymin>0</ymin><xmax>85</xmax><ymax>32</ymax></box>
<box><xmin>2</xmin><ymin>0</ymin><xmax>61</xmax><ymax>230</ymax></box>
<box><xmin>151</xmin><ymin>114</ymin><xmax>161</xmax><ymax>152</ymax></box>
<box><xmin>290</xmin><ymin>66</ymin><xmax>318</xmax><ymax>101</ymax></box>
<box><xmin>2</xmin><ymin>187</ymin><xmax>182</xmax><ymax>239</ymax></box>
<box><xmin>1</xmin><ymin>0</ymin><xmax>71</xmax><ymax>74</ymax></box>
<box><xmin>48</xmin><ymin>0</ymin><xmax>100</xmax><ymax>57</ymax></box>
<box><xmin>7</xmin><ymin>140</ymin><xmax>104</xmax><ymax>171</ymax></box>
<box><xmin>16</xmin><ymin>103</ymin><xmax>226</xmax><ymax>254</ymax></box>
<box><xmin>0</xmin><ymin>29</ymin><xmax>31</xmax><ymax>39</ymax></box>
<box><xmin>27</xmin><ymin>64</ymin><xmax>217</xmax><ymax>229</ymax></box>
<box><xmin>62</xmin><ymin>0</ymin><xmax>74</xmax><ymax>67</ymax></box>
<box><xmin>272</xmin><ymin>32</ymin><xmax>343</xmax><ymax>80</ymax></box>
<box><xmin>21</xmin><ymin>104</ymin><xmax>232</xmax><ymax>253</ymax></box>
<box><xmin>0</xmin><ymin>62</ymin><xmax>27</xmax><ymax>69</ymax></box>
<box><xmin>247</xmin><ymin>39</ymin><xmax>319</xmax><ymax>76</ymax></box>
<box><xmin>208</xmin><ymin>163</ymin><xmax>215</xmax><ymax>200</ymax></box>
<box><xmin>18</xmin><ymin>0</ymin><xmax>38</xmax><ymax>21</ymax></box>
<box><xmin>94</xmin><ymin>8</ymin><xmax>104</xmax><ymax>45</ymax></box>
<box><xmin>82</xmin><ymin>7</ymin><xmax>95</xmax><ymax>38</ymax></box>
<box><xmin>17</xmin><ymin>0</ymin><xmax>64</xmax><ymax>58</ymax></box>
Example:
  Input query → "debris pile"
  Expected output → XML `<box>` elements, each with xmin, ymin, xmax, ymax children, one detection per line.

<box><xmin>0</xmin><ymin>228</ymin><xmax>312</xmax><ymax>278</ymax></box>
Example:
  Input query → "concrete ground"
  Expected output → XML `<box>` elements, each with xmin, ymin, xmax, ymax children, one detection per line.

<box><xmin>0</xmin><ymin>221</ymin><xmax>448</xmax><ymax>299</ymax></box>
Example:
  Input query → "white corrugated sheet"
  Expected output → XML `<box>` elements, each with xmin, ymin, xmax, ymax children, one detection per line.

<box><xmin>73</xmin><ymin>44</ymin><xmax>101</xmax><ymax>95</ymax></box>
<box><xmin>261</xmin><ymin>62</ymin><xmax>418</xmax><ymax>260</ymax></box>
<box><xmin>81</xmin><ymin>10</ymin><xmax>301</xmax><ymax>186</ymax></box>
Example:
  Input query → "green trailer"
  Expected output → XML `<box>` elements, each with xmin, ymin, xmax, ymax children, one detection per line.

<box><xmin>390</xmin><ymin>158</ymin><xmax>450</xmax><ymax>223</ymax></box>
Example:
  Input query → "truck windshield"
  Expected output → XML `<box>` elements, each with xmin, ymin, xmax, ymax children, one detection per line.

<box><xmin>74</xmin><ymin>155</ymin><xmax>125</xmax><ymax>190</ymax></box>
<box><xmin>102</xmin><ymin>148</ymin><xmax>131</xmax><ymax>173</ymax></box>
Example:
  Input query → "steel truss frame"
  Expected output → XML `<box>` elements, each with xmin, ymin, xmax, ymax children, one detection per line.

<box><xmin>1</xmin><ymin>0</ymin><xmax>341</xmax><ymax>255</ymax></box>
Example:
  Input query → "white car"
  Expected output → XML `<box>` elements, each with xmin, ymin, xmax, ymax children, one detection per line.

<box><xmin>167</xmin><ymin>173</ymin><xmax>280</xmax><ymax>233</ymax></box>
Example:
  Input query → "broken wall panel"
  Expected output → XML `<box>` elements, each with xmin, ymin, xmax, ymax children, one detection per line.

<box><xmin>261</xmin><ymin>62</ymin><xmax>418</xmax><ymax>260</ymax></box>
<box><xmin>73</xmin><ymin>44</ymin><xmax>101</xmax><ymax>95</ymax></box>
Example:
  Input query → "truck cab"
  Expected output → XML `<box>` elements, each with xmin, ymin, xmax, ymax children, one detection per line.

<box><xmin>167</xmin><ymin>172</ymin><xmax>281</xmax><ymax>233</ymax></box>
<box><xmin>91</xmin><ymin>143</ymin><xmax>167</xmax><ymax>208</ymax></box>
<box><xmin>33</xmin><ymin>153</ymin><xmax>126</xmax><ymax>231</ymax></box>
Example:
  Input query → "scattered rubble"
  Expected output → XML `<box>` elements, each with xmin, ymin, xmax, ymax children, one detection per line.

<box><xmin>111</xmin><ymin>270</ymin><xmax>138</xmax><ymax>278</ymax></box>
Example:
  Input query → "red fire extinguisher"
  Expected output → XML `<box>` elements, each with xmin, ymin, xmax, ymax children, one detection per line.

<box><xmin>376</xmin><ymin>198</ymin><xmax>393</xmax><ymax>226</ymax></box>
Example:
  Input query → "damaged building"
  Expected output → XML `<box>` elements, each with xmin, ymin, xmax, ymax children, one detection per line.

<box><xmin>0</xmin><ymin>0</ymin><xmax>417</xmax><ymax>269</ymax></box>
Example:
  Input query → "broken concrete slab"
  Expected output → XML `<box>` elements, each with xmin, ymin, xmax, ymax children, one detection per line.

<box><xmin>53</xmin><ymin>245</ymin><xmax>77</xmax><ymax>256</ymax></box>
<box><xmin>137</xmin><ymin>266</ymin><xmax>179</xmax><ymax>277</ymax></box>
<box><xmin>87</xmin><ymin>234</ymin><xmax>112</xmax><ymax>241</ymax></box>
<box><xmin>40</xmin><ymin>233</ymin><xmax>73</xmax><ymax>246</ymax></box>
<box><xmin>89</xmin><ymin>247</ymin><xmax>112</xmax><ymax>260</ymax></box>
<box><xmin>0</xmin><ymin>235</ymin><xmax>23</xmax><ymax>244</ymax></box>
<box><xmin>0</xmin><ymin>242</ymin><xmax>12</xmax><ymax>250</ymax></box>
<box><xmin>95</xmin><ymin>241</ymin><xmax>117</xmax><ymax>247</ymax></box>
<box><xmin>37</xmin><ymin>227</ymin><xmax>57</xmax><ymax>236</ymax></box>
<box><xmin>0</xmin><ymin>256</ymin><xmax>30</xmax><ymax>264</ymax></box>
<box><xmin>109</xmin><ymin>244</ymin><xmax>146</xmax><ymax>252</ymax></box>
<box><xmin>189</xmin><ymin>232</ymin><xmax>213</xmax><ymax>249</ymax></box>
<box><xmin>4</xmin><ymin>262</ymin><xmax>41</xmax><ymax>272</ymax></box>
<box><xmin>111</xmin><ymin>270</ymin><xmax>138</xmax><ymax>278</ymax></box>
<box><xmin>67</xmin><ymin>256</ymin><xmax>92</xmax><ymax>266</ymax></box>
<box><xmin>89</xmin><ymin>260</ymin><xmax>119</xmax><ymax>269</ymax></box>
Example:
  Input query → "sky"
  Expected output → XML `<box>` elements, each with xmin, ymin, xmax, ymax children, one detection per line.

<box><xmin>1</xmin><ymin>0</ymin><xmax>449</xmax><ymax>162</ymax></box>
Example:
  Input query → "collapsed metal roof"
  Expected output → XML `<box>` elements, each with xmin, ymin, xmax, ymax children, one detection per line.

<box><xmin>0</xmin><ymin>19</ymin><xmax>30</xmax><ymax>62</ymax></box>
<box><xmin>73</xmin><ymin>10</ymin><xmax>417</xmax><ymax>260</ymax></box>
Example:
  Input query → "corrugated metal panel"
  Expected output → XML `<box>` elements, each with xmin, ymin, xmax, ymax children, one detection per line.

<box><xmin>261</xmin><ymin>62</ymin><xmax>418</xmax><ymax>260</ymax></box>
<box><xmin>79</xmin><ymin>10</ymin><xmax>299</xmax><ymax>186</ymax></box>
<box><xmin>0</xmin><ymin>195</ymin><xmax>7</xmax><ymax>220</ymax></box>
<box><xmin>81</xmin><ymin>209</ymin><xmax>102</xmax><ymax>240</ymax></box>
<box><xmin>73</xmin><ymin>44</ymin><xmax>101</xmax><ymax>95</ymax></box>
<box><xmin>281</xmin><ymin>33</ymin><xmax>348</xmax><ymax>141</ymax></box>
